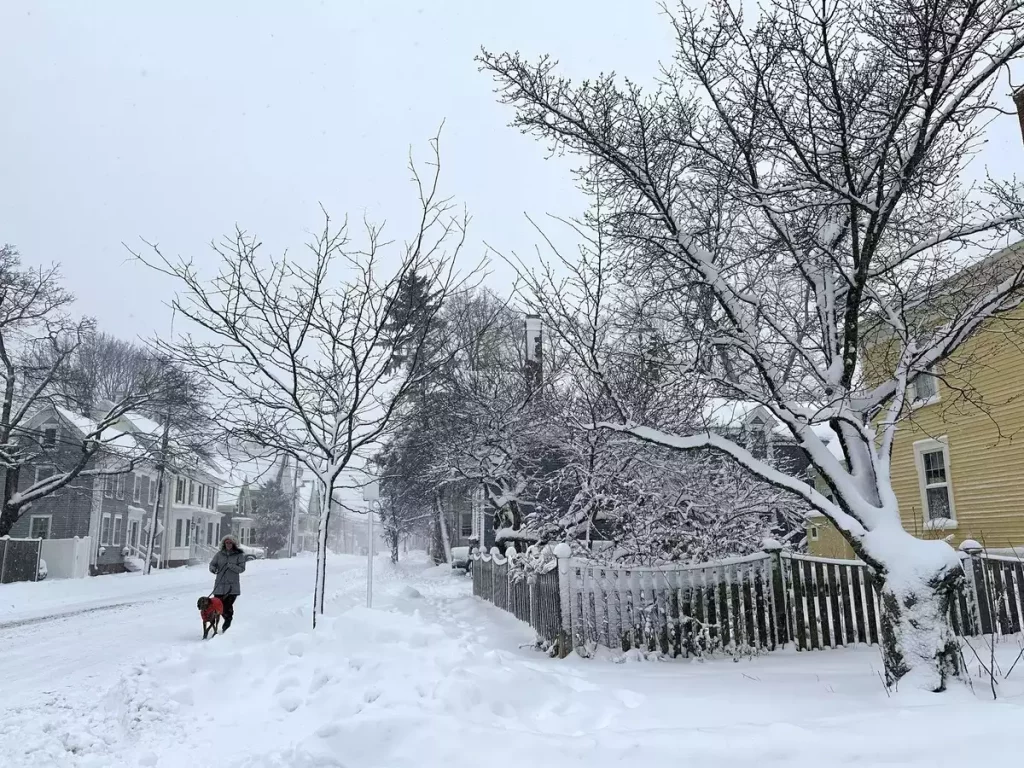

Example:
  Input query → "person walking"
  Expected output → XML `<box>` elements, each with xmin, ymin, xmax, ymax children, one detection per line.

<box><xmin>209</xmin><ymin>533</ymin><xmax>246</xmax><ymax>631</ymax></box>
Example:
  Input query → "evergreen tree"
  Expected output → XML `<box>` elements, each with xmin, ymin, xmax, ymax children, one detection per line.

<box><xmin>251</xmin><ymin>478</ymin><xmax>292</xmax><ymax>558</ymax></box>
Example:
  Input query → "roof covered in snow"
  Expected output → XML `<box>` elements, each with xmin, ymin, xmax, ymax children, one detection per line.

<box><xmin>702</xmin><ymin>399</ymin><xmax>845</xmax><ymax>459</ymax></box>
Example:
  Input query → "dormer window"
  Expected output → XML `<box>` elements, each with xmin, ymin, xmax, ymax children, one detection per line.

<box><xmin>41</xmin><ymin>425</ymin><xmax>58</xmax><ymax>450</ymax></box>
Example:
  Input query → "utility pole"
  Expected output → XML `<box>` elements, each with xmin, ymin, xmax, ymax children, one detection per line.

<box><xmin>144</xmin><ymin>408</ymin><xmax>172</xmax><ymax>575</ymax></box>
<box><xmin>287</xmin><ymin>459</ymin><xmax>300</xmax><ymax>557</ymax></box>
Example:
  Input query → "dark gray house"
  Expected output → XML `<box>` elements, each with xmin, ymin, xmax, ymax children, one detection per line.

<box><xmin>7</xmin><ymin>405</ymin><xmax>226</xmax><ymax>575</ymax></box>
<box><xmin>6</xmin><ymin>405</ymin><xmax>161</xmax><ymax>574</ymax></box>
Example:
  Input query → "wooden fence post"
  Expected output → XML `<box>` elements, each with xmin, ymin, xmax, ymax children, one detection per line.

<box><xmin>554</xmin><ymin>543</ymin><xmax>573</xmax><ymax>658</ymax></box>
<box><xmin>762</xmin><ymin>539</ymin><xmax>789</xmax><ymax>648</ymax></box>
<box><xmin>959</xmin><ymin>539</ymin><xmax>989</xmax><ymax>636</ymax></box>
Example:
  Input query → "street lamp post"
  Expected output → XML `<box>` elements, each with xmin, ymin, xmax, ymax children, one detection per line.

<box><xmin>362</xmin><ymin>480</ymin><xmax>379</xmax><ymax>608</ymax></box>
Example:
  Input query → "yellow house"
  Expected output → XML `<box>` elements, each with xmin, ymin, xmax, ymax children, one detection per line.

<box><xmin>808</xmin><ymin>245</ymin><xmax>1024</xmax><ymax>558</ymax></box>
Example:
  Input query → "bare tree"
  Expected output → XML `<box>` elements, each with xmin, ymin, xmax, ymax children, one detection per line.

<box><xmin>132</xmin><ymin>136</ymin><xmax>475</xmax><ymax>625</ymax></box>
<box><xmin>0</xmin><ymin>246</ymin><xmax>166</xmax><ymax>537</ymax></box>
<box><xmin>481</xmin><ymin>0</ymin><xmax>1024</xmax><ymax>690</ymax></box>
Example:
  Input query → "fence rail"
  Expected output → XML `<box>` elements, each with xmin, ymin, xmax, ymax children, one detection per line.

<box><xmin>471</xmin><ymin>542</ymin><xmax>1024</xmax><ymax>658</ymax></box>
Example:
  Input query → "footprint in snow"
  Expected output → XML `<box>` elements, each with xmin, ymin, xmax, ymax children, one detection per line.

<box><xmin>277</xmin><ymin>693</ymin><xmax>302</xmax><ymax>713</ymax></box>
<box><xmin>274</xmin><ymin>676</ymin><xmax>300</xmax><ymax>695</ymax></box>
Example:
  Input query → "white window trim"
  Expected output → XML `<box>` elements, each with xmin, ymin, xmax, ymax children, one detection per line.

<box><xmin>29</xmin><ymin>514</ymin><xmax>52</xmax><ymax>539</ymax></box>
<box><xmin>116</xmin><ymin>474</ymin><xmax>126</xmax><ymax>500</ymax></box>
<box><xmin>34</xmin><ymin>465</ymin><xmax>54</xmax><ymax>486</ymax></box>
<box><xmin>113</xmin><ymin>514</ymin><xmax>124</xmax><ymax>546</ymax></box>
<box><xmin>101</xmin><ymin>513</ymin><xmax>112</xmax><ymax>545</ymax></box>
<box><xmin>808</xmin><ymin>524</ymin><xmax>820</xmax><ymax>542</ymax></box>
<box><xmin>132</xmin><ymin>474</ymin><xmax>142</xmax><ymax>503</ymax></box>
<box><xmin>913</xmin><ymin>436</ymin><xmax>957</xmax><ymax>529</ymax></box>
<box><xmin>174</xmin><ymin>518</ymin><xmax>184</xmax><ymax>548</ymax></box>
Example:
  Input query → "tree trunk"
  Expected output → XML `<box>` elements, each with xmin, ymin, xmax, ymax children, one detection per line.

<box><xmin>431</xmin><ymin>488</ymin><xmax>451</xmax><ymax>564</ymax></box>
<box><xmin>388</xmin><ymin>507</ymin><xmax>400</xmax><ymax>564</ymax></box>
<box><xmin>0</xmin><ymin>465</ymin><xmax>21</xmax><ymax>537</ymax></box>
<box><xmin>870</xmin><ymin>533</ymin><xmax>964</xmax><ymax>692</ymax></box>
<box><xmin>313</xmin><ymin>482</ymin><xmax>333</xmax><ymax>628</ymax></box>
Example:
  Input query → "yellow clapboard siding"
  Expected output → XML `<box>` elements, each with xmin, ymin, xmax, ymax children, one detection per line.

<box><xmin>808</xmin><ymin>309</ymin><xmax>1024</xmax><ymax>557</ymax></box>
<box><xmin>889</xmin><ymin>312</ymin><xmax>1024</xmax><ymax>549</ymax></box>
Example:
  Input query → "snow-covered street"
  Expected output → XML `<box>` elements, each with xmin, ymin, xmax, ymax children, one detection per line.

<box><xmin>2</xmin><ymin>554</ymin><xmax>1024</xmax><ymax>768</ymax></box>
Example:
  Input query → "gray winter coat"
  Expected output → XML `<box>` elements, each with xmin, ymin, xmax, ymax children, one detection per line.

<box><xmin>209</xmin><ymin>535</ymin><xmax>246</xmax><ymax>596</ymax></box>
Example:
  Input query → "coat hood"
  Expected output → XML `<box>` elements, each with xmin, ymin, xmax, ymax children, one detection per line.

<box><xmin>220</xmin><ymin>534</ymin><xmax>241</xmax><ymax>551</ymax></box>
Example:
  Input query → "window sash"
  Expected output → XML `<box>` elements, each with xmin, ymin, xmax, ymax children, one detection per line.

<box><xmin>918</xmin><ymin>445</ymin><xmax>954</xmax><ymax>521</ymax></box>
<box><xmin>175</xmin><ymin>519</ymin><xmax>183</xmax><ymax>548</ymax></box>
<box><xmin>30</xmin><ymin>515</ymin><xmax>51</xmax><ymax>539</ymax></box>
<box><xmin>116</xmin><ymin>475</ymin><xmax>125</xmax><ymax>500</ymax></box>
<box><xmin>912</xmin><ymin>371</ymin><xmax>939</xmax><ymax>402</ymax></box>
<box><xmin>101</xmin><ymin>514</ymin><xmax>112</xmax><ymax>545</ymax></box>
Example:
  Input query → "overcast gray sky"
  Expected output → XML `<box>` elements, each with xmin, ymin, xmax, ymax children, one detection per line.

<box><xmin>3</xmin><ymin>1</ymin><xmax>1024</xmax><ymax>343</ymax></box>
<box><xmin>0</xmin><ymin>0</ymin><xmax>672</xmax><ymax>340</ymax></box>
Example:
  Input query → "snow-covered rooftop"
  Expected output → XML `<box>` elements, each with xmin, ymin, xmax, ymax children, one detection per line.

<box><xmin>55</xmin><ymin>406</ymin><xmax>143</xmax><ymax>453</ymax></box>
<box><xmin>702</xmin><ymin>398</ymin><xmax>845</xmax><ymax>459</ymax></box>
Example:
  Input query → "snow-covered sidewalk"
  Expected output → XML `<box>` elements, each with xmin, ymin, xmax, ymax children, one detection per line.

<box><xmin>3</xmin><ymin>553</ymin><xmax>1024</xmax><ymax>767</ymax></box>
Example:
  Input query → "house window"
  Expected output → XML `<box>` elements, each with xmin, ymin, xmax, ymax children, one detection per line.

<box><xmin>197</xmin><ymin>485</ymin><xmax>205</xmax><ymax>508</ymax></box>
<box><xmin>146</xmin><ymin>477</ymin><xmax>152</xmax><ymax>506</ymax></box>
<box><xmin>113</xmin><ymin>515</ymin><xmax>124</xmax><ymax>545</ymax></box>
<box><xmin>42</xmin><ymin>426</ymin><xmax>58</xmax><ymax>449</ymax></box>
<box><xmin>30</xmin><ymin>515</ymin><xmax>52</xmax><ymax>539</ymax></box>
<box><xmin>915</xmin><ymin>438</ymin><xmax>955</xmax><ymax>524</ymax></box>
<box><xmin>175</xmin><ymin>518</ymin><xmax>183</xmax><ymax>548</ymax></box>
<box><xmin>911</xmin><ymin>368</ymin><xmax>939</xmax><ymax>404</ymax></box>
<box><xmin>175</xmin><ymin>477</ymin><xmax>186</xmax><ymax>504</ymax></box>
<box><xmin>132</xmin><ymin>474</ymin><xmax>142</xmax><ymax>504</ymax></box>
<box><xmin>105</xmin><ymin>474</ymin><xmax>116</xmax><ymax>498</ymax></box>
<box><xmin>208</xmin><ymin>488</ymin><xmax>216</xmax><ymax>509</ymax></box>
<box><xmin>188</xmin><ymin>481</ymin><xmax>195</xmax><ymax>506</ymax></box>
<box><xmin>207</xmin><ymin>522</ymin><xmax>214</xmax><ymax>545</ymax></box>
<box><xmin>809</xmin><ymin>525</ymin><xmax>820</xmax><ymax>542</ymax></box>
<box><xmin>116</xmin><ymin>474</ymin><xmax>125</xmax><ymax>500</ymax></box>
<box><xmin>185</xmin><ymin>519</ymin><xmax>192</xmax><ymax>547</ymax></box>
<box><xmin>102</xmin><ymin>513</ymin><xmax>112</xmax><ymax>545</ymax></box>
<box><xmin>460</xmin><ymin>511</ymin><xmax>473</xmax><ymax>537</ymax></box>
<box><xmin>216</xmin><ymin>523</ymin><xmax>221</xmax><ymax>542</ymax></box>
<box><xmin>34</xmin><ymin>465</ymin><xmax>54</xmax><ymax>486</ymax></box>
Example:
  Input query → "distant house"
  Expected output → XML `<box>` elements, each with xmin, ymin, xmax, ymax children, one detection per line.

<box><xmin>7</xmin><ymin>404</ymin><xmax>227</xmax><ymax>574</ymax></box>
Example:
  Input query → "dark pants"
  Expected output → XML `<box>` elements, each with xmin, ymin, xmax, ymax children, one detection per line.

<box><xmin>216</xmin><ymin>594</ymin><xmax>238</xmax><ymax>627</ymax></box>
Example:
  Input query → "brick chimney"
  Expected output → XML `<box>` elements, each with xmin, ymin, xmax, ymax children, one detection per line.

<box><xmin>1013</xmin><ymin>86</ymin><xmax>1024</xmax><ymax>146</ymax></box>
<box><xmin>524</xmin><ymin>314</ymin><xmax>543</xmax><ymax>391</ymax></box>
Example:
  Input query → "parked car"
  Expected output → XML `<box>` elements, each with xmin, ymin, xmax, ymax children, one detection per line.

<box><xmin>450</xmin><ymin>546</ymin><xmax>471</xmax><ymax>573</ymax></box>
<box><xmin>240</xmin><ymin>545</ymin><xmax>266</xmax><ymax>562</ymax></box>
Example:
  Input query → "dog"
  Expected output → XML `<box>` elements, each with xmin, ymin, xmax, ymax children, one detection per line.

<box><xmin>197</xmin><ymin>595</ymin><xmax>224</xmax><ymax>639</ymax></box>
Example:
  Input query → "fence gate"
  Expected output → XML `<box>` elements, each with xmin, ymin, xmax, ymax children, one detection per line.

<box><xmin>0</xmin><ymin>537</ymin><xmax>43</xmax><ymax>584</ymax></box>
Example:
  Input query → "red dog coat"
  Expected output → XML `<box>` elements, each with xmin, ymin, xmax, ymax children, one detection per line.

<box><xmin>201</xmin><ymin>596</ymin><xmax>224</xmax><ymax>622</ymax></box>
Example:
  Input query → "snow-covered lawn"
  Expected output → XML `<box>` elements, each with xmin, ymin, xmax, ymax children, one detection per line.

<box><xmin>2</xmin><ymin>553</ymin><xmax>1024</xmax><ymax>767</ymax></box>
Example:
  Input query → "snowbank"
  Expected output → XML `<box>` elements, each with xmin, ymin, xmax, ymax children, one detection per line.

<box><xmin>5</xmin><ymin>550</ymin><xmax>1024</xmax><ymax>767</ymax></box>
